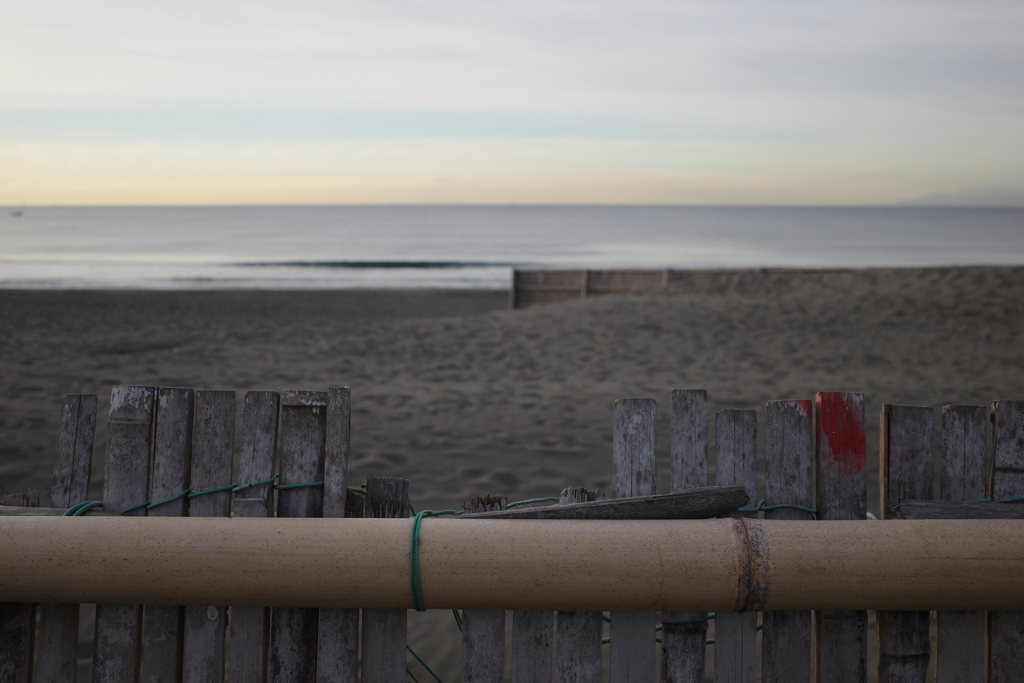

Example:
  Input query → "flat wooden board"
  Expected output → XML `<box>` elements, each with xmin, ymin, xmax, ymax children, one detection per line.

<box><xmin>451</xmin><ymin>486</ymin><xmax>747</xmax><ymax>520</ymax></box>
<box><xmin>897</xmin><ymin>500</ymin><xmax>1024</xmax><ymax>519</ymax></box>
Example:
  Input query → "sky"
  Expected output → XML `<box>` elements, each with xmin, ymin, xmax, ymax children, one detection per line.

<box><xmin>1</xmin><ymin>0</ymin><xmax>1023</xmax><ymax>206</ymax></box>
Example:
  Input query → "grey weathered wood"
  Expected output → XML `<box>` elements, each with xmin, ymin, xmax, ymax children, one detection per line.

<box><xmin>456</xmin><ymin>486</ymin><xmax>746</xmax><ymax>520</ymax></box>
<box><xmin>361</xmin><ymin>476</ymin><xmax>410</xmax><ymax>683</ymax></box>
<box><xmin>1</xmin><ymin>491</ymin><xmax>39</xmax><ymax>683</ymax></box>
<box><xmin>462</xmin><ymin>493</ymin><xmax>508</xmax><ymax>683</ymax></box>
<box><xmin>988</xmin><ymin>400</ymin><xmax>1024</xmax><ymax>683</ymax></box>
<box><xmin>814</xmin><ymin>391</ymin><xmax>867</xmax><ymax>683</ymax></box>
<box><xmin>512</xmin><ymin>610</ymin><xmax>553</xmax><ymax>683</ymax></box>
<box><xmin>94</xmin><ymin>386</ymin><xmax>156</xmax><ymax>683</ymax></box>
<box><xmin>228</xmin><ymin>390</ymin><xmax>280</xmax><ymax>683</ymax></box>
<box><xmin>182</xmin><ymin>390</ymin><xmax>235</xmax><ymax>683</ymax></box>
<box><xmin>318</xmin><ymin>387</ymin><xmax>359</xmax><ymax>683</ymax></box>
<box><xmin>714</xmin><ymin>409</ymin><xmax>757</xmax><ymax>683</ymax></box>
<box><xmin>877</xmin><ymin>404</ymin><xmax>934</xmax><ymax>683</ymax></box>
<box><xmin>270</xmin><ymin>390</ymin><xmax>328</xmax><ymax>683</ymax></box>
<box><xmin>662</xmin><ymin>389</ymin><xmax>709</xmax><ymax>683</ymax></box>
<box><xmin>33</xmin><ymin>393</ymin><xmax>97</xmax><ymax>683</ymax></box>
<box><xmin>896</xmin><ymin>500</ymin><xmax>1024</xmax><ymax>519</ymax></box>
<box><xmin>610</xmin><ymin>398</ymin><xmax>656</xmax><ymax>683</ymax></box>
<box><xmin>763</xmin><ymin>399</ymin><xmax>813</xmax><ymax>683</ymax></box>
<box><xmin>935</xmin><ymin>405</ymin><xmax>987</xmax><ymax>683</ymax></box>
<box><xmin>557</xmin><ymin>486</ymin><xmax>603</xmax><ymax>683</ymax></box>
<box><xmin>140</xmin><ymin>388</ymin><xmax>194</xmax><ymax>683</ymax></box>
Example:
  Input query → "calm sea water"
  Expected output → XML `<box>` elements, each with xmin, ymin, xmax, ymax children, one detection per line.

<box><xmin>2</xmin><ymin>205</ymin><xmax>1022</xmax><ymax>289</ymax></box>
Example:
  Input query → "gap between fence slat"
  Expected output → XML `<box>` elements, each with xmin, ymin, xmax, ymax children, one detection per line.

<box><xmin>610</xmin><ymin>397</ymin><xmax>657</xmax><ymax>683</ymax></box>
<box><xmin>877</xmin><ymin>404</ymin><xmax>934</xmax><ymax>683</ymax></box>
<box><xmin>141</xmin><ymin>388</ymin><xmax>194</xmax><ymax>683</ymax></box>
<box><xmin>935</xmin><ymin>405</ymin><xmax>987</xmax><ymax>683</ymax></box>
<box><xmin>714</xmin><ymin>409</ymin><xmax>757</xmax><ymax>683</ymax></box>
<box><xmin>94</xmin><ymin>386</ymin><xmax>156</xmax><ymax>683</ymax></box>
<box><xmin>318</xmin><ymin>387</ymin><xmax>359</xmax><ymax>683</ymax></box>
<box><xmin>987</xmin><ymin>400</ymin><xmax>1024</xmax><ymax>683</ymax></box>
<box><xmin>661</xmin><ymin>389</ymin><xmax>709</xmax><ymax>683</ymax></box>
<box><xmin>228</xmin><ymin>390</ymin><xmax>280</xmax><ymax>683</ymax></box>
<box><xmin>361</xmin><ymin>476</ymin><xmax>410</xmax><ymax>683</ymax></box>
<box><xmin>182</xmin><ymin>390</ymin><xmax>235</xmax><ymax>683</ymax></box>
<box><xmin>270</xmin><ymin>390</ymin><xmax>328</xmax><ymax>683</ymax></box>
<box><xmin>32</xmin><ymin>393</ymin><xmax>97</xmax><ymax>683</ymax></box>
<box><xmin>814</xmin><ymin>391</ymin><xmax>867</xmax><ymax>683</ymax></box>
<box><xmin>763</xmin><ymin>399</ymin><xmax>813</xmax><ymax>683</ymax></box>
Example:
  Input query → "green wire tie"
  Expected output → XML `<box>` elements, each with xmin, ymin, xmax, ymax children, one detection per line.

<box><xmin>121</xmin><ymin>501</ymin><xmax>152</xmax><ymax>514</ymax></box>
<box><xmin>275</xmin><ymin>480</ymin><xmax>324</xmax><ymax>490</ymax></box>
<box><xmin>63</xmin><ymin>500</ymin><xmax>103</xmax><ymax>516</ymax></box>
<box><xmin>232</xmin><ymin>475</ymin><xmax>280</xmax><ymax>493</ymax></box>
<box><xmin>148</xmin><ymin>489</ymin><xmax>191</xmax><ymax>509</ymax></box>
<box><xmin>738</xmin><ymin>499</ymin><xmax>817</xmax><ymax>516</ymax></box>
<box><xmin>506</xmin><ymin>496</ymin><xmax>560</xmax><ymax>508</ymax></box>
<box><xmin>409</xmin><ymin>509</ymin><xmax>461</xmax><ymax>612</ymax></box>
<box><xmin>406</xmin><ymin>645</ymin><xmax>445</xmax><ymax>683</ymax></box>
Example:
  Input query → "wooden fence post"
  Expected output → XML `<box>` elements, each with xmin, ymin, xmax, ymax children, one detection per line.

<box><xmin>556</xmin><ymin>487</ymin><xmax>603</xmax><ymax>683</ymax></box>
<box><xmin>270</xmin><ymin>391</ymin><xmax>328</xmax><ymax>683</ymax></box>
<box><xmin>318</xmin><ymin>387</ymin><xmax>358</xmax><ymax>683</ymax></box>
<box><xmin>361</xmin><ymin>476</ymin><xmax>411</xmax><ymax>683</ymax></box>
<box><xmin>814</xmin><ymin>391</ymin><xmax>867</xmax><ymax>683</ymax></box>
<box><xmin>140</xmin><ymin>388</ymin><xmax>194</xmax><ymax>683</ymax></box>
<box><xmin>714</xmin><ymin>409</ymin><xmax>757</xmax><ymax>683</ymax></box>
<box><xmin>94</xmin><ymin>385</ymin><xmax>156</xmax><ymax>683</ymax></box>
<box><xmin>228</xmin><ymin>391</ymin><xmax>280</xmax><ymax>683</ymax></box>
<box><xmin>935</xmin><ymin>405</ymin><xmax>987</xmax><ymax>683</ymax></box>
<box><xmin>610</xmin><ymin>398</ymin><xmax>657</xmax><ymax>683</ymax></box>
<box><xmin>877</xmin><ymin>404</ymin><xmax>934</xmax><ymax>683</ymax></box>
<box><xmin>32</xmin><ymin>394</ymin><xmax>97</xmax><ymax>683</ymax></box>
<box><xmin>763</xmin><ymin>399</ymin><xmax>813</xmax><ymax>683</ymax></box>
<box><xmin>1</xmin><ymin>490</ymin><xmax>39</xmax><ymax>683</ymax></box>
<box><xmin>661</xmin><ymin>389</ymin><xmax>709</xmax><ymax>683</ymax></box>
<box><xmin>987</xmin><ymin>400</ymin><xmax>1024</xmax><ymax>683</ymax></box>
<box><xmin>183</xmin><ymin>391</ymin><xmax>235</xmax><ymax>683</ymax></box>
<box><xmin>463</xmin><ymin>494</ymin><xmax>508</xmax><ymax>683</ymax></box>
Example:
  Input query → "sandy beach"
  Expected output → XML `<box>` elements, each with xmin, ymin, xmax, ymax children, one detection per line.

<box><xmin>3</xmin><ymin>266</ymin><xmax>1024</xmax><ymax>679</ymax></box>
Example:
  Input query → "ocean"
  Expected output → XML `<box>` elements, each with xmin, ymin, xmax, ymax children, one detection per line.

<box><xmin>2</xmin><ymin>205</ymin><xmax>1023</xmax><ymax>289</ymax></box>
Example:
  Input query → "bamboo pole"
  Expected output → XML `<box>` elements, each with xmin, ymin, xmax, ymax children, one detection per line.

<box><xmin>2</xmin><ymin>517</ymin><xmax>1024</xmax><ymax>611</ymax></box>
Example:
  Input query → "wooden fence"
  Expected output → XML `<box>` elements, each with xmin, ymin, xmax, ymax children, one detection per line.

<box><xmin>1</xmin><ymin>386</ymin><xmax>1022</xmax><ymax>682</ymax></box>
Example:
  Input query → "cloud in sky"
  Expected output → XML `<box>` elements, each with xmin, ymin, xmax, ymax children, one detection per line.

<box><xmin>1</xmin><ymin>0</ymin><xmax>1022</xmax><ymax>204</ymax></box>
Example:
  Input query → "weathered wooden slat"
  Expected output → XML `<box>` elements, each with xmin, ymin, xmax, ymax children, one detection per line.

<box><xmin>714</xmin><ymin>409</ymin><xmax>757</xmax><ymax>683</ymax></box>
<box><xmin>556</xmin><ymin>486</ymin><xmax>603</xmax><ymax>683</ymax></box>
<box><xmin>318</xmin><ymin>387</ymin><xmax>358</xmax><ymax>683</ymax></box>
<box><xmin>763</xmin><ymin>399</ymin><xmax>813</xmax><ymax>683</ymax></box>
<box><xmin>1</xmin><ymin>490</ymin><xmax>40</xmax><ymax>683</ymax></box>
<box><xmin>935</xmin><ymin>405</ymin><xmax>987</xmax><ymax>683</ymax></box>
<box><xmin>512</xmin><ymin>610</ymin><xmax>553</xmax><ymax>683</ymax></box>
<box><xmin>94</xmin><ymin>386</ymin><xmax>156</xmax><ymax>683</ymax></box>
<box><xmin>662</xmin><ymin>389</ymin><xmax>709</xmax><ymax>683</ymax></box>
<box><xmin>877</xmin><ymin>404</ymin><xmax>934</xmax><ymax>683</ymax></box>
<box><xmin>182</xmin><ymin>390</ymin><xmax>235</xmax><ymax>683</ymax></box>
<box><xmin>462</xmin><ymin>493</ymin><xmax>508</xmax><ymax>683</ymax></box>
<box><xmin>988</xmin><ymin>400</ymin><xmax>1024</xmax><ymax>683</ymax></box>
<box><xmin>361</xmin><ymin>476</ymin><xmax>410</xmax><ymax>683</ymax></box>
<box><xmin>140</xmin><ymin>388</ymin><xmax>194</xmax><ymax>683</ymax></box>
<box><xmin>228</xmin><ymin>390</ymin><xmax>280</xmax><ymax>683</ymax></box>
<box><xmin>814</xmin><ymin>391</ymin><xmax>867</xmax><ymax>683</ymax></box>
<box><xmin>270</xmin><ymin>390</ymin><xmax>328</xmax><ymax>683</ymax></box>
<box><xmin>33</xmin><ymin>393</ymin><xmax>97</xmax><ymax>683</ymax></box>
<box><xmin>897</xmin><ymin>501</ymin><xmax>1024</xmax><ymax>518</ymax></box>
<box><xmin>453</xmin><ymin>486</ymin><xmax>746</xmax><ymax>520</ymax></box>
<box><xmin>610</xmin><ymin>398</ymin><xmax>657</xmax><ymax>683</ymax></box>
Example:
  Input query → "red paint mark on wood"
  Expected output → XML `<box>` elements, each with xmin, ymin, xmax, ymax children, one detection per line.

<box><xmin>816</xmin><ymin>392</ymin><xmax>866</xmax><ymax>477</ymax></box>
